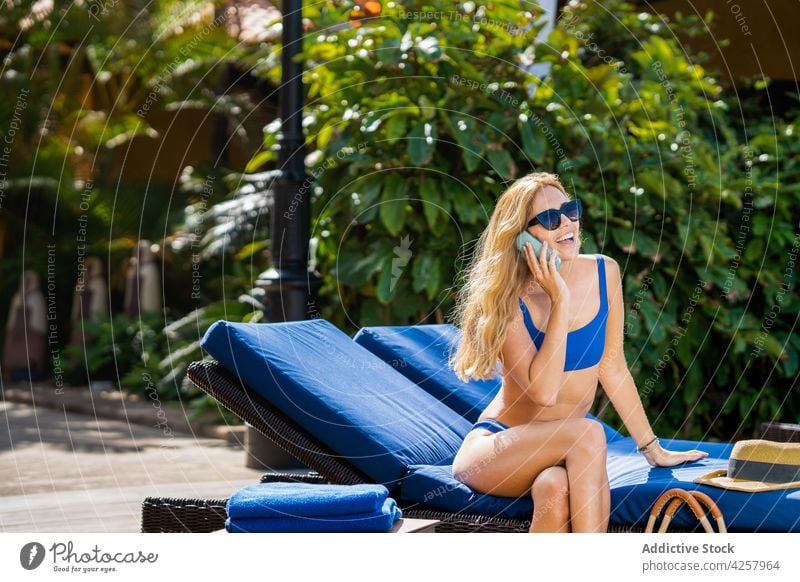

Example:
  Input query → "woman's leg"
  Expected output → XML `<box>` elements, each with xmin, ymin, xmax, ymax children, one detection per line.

<box><xmin>563</xmin><ymin>423</ymin><xmax>610</xmax><ymax>533</ymax></box>
<box><xmin>529</xmin><ymin>466</ymin><xmax>570</xmax><ymax>533</ymax></box>
<box><xmin>452</xmin><ymin>417</ymin><xmax>609</xmax><ymax>532</ymax></box>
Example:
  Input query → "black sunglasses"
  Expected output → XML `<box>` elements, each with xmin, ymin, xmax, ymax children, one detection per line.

<box><xmin>526</xmin><ymin>199</ymin><xmax>582</xmax><ymax>231</ymax></box>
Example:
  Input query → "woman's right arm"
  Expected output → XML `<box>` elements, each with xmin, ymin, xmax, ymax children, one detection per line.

<box><xmin>527</xmin><ymin>300</ymin><xmax>570</xmax><ymax>405</ymax></box>
<box><xmin>501</xmin><ymin>299</ymin><xmax>569</xmax><ymax>407</ymax></box>
<box><xmin>502</xmin><ymin>242</ymin><xmax>571</xmax><ymax>406</ymax></box>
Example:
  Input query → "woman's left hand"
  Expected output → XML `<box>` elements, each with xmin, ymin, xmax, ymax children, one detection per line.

<box><xmin>644</xmin><ymin>444</ymin><xmax>709</xmax><ymax>468</ymax></box>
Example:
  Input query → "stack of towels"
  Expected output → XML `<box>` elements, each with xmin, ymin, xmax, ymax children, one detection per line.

<box><xmin>225</xmin><ymin>482</ymin><xmax>403</xmax><ymax>533</ymax></box>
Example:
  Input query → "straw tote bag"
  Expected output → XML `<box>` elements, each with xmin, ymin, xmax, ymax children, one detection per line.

<box><xmin>645</xmin><ymin>488</ymin><xmax>727</xmax><ymax>533</ymax></box>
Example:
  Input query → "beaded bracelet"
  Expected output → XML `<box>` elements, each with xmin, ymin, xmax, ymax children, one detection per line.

<box><xmin>637</xmin><ymin>436</ymin><xmax>659</xmax><ymax>453</ymax></box>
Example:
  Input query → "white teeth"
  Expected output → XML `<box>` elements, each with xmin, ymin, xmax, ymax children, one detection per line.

<box><xmin>556</xmin><ymin>233</ymin><xmax>574</xmax><ymax>242</ymax></box>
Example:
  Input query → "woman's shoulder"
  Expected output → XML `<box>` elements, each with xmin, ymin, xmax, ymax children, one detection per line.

<box><xmin>577</xmin><ymin>252</ymin><xmax>611</xmax><ymax>260</ymax></box>
<box><xmin>580</xmin><ymin>254</ymin><xmax>621</xmax><ymax>288</ymax></box>
<box><xmin>578</xmin><ymin>253</ymin><xmax>618</xmax><ymax>269</ymax></box>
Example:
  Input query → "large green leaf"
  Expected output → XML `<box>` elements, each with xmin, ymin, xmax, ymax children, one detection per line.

<box><xmin>412</xmin><ymin>253</ymin><xmax>442</xmax><ymax>301</ymax></box>
<box><xmin>449</xmin><ymin>114</ymin><xmax>484</xmax><ymax>172</ymax></box>
<box><xmin>519</xmin><ymin>116</ymin><xmax>546</xmax><ymax>161</ymax></box>
<box><xmin>408</xmin><ymin>120</ymin><xmax>437</xmax><ymax>165</ymax></box>
<box><xmin>452</xmin><ymin>186</ymin><xmax>485</xmax><ymax>224</ymax></box>
<box><xmin>385</xmin><ymin>114</ymin><xmax>408</xmax><ymax>143</ymax></box>
<box><xmin>420</xmin><ymin>177</ymin><xmax>444</xmax><ymax>231</ymax></box>
<box><xmin>334</xmin><ymin>247</ymin><xmax>385</xmax><ymax>287</ymax></box>
<box><xmin>487</xmin><ymin>148</ymin><xmax>515</xmax><ymax>180</ymax></box>
<box><xmin>379</xmin><ymin>174</ymin><xmax>408</xmax><ymax>236</ymax></box>
<box><xmin>639</xmin><ymin>301</ymin><xmax>666</xmax><ymax>344</ymax></box>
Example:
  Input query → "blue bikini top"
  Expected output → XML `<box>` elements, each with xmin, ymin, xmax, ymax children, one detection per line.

<box><xmin>517</xmin><ymin>254</ymin><xmax>608</xmax><ymax>371</ymax></box>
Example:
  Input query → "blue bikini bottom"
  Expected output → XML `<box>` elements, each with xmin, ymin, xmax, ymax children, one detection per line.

<box><xmin>470</xmin><ymin>418</ymin><xmax>510</xmax><ymax>434</ymax></box>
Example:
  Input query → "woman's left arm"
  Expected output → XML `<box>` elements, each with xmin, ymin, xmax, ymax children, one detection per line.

<box><xmin>597</xmin><ymin>256</ymin><xmax>708</xmax><ymax>467</ymax></box>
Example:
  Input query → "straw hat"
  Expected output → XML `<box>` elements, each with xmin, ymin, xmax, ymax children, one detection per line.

<box><xmin>694</xmin><ymin>439</ymin><xmax>800</xmax><ymax>493</ymax></box>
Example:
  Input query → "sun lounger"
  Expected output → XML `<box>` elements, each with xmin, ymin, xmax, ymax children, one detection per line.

<box><xmin>141</xmin><ymin>319</ymin><xmax>800</xmax><ymax>533</ymax></box>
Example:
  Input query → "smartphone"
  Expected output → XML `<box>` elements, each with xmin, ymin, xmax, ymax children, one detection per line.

<box><xmin>515</xmin><ymin>231</ymin><xmax>562</xmax><ymax>271</ymax></box>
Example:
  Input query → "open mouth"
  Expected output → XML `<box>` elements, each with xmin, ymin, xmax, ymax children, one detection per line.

<box><xmin>555</xmin><ymin>232</ymin><xmax>575</xmax><ymax>245</ymax></box>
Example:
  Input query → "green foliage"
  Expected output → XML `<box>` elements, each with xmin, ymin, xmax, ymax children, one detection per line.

<box><xmin>0</xmin><ymin>1</ymin><xmax>265</xmax><ymax>291</ymax></box>
<box><xmin>289</xmin><ymin>0</ymin><xmax>547</xmax><ymax>326</ymax></box>
<box><xmin>245</xmin><ymin>0</ymin><xmax>798</xmax><ymax>440</ymax></box>
<box><xmin>0</xmin><ymin>1</ymin><xmax>273</xmax><ymax>426</ymax></box>
<box><xmin>62</xmin><ymin>313</ymin><xmax>167</xmax><ymax>391</ymax></box>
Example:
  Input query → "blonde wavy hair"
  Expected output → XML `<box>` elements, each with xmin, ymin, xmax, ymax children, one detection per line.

<box><xmin>448</xmin><ymin>172</ymin><xmax>573</xmax><ymax>382</ymax></box>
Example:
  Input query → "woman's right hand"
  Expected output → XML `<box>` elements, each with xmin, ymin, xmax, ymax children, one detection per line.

<box><xmin>523</xmin><ymin>241</ymin><xmax>570</xmax><ymax>306</ymax></box>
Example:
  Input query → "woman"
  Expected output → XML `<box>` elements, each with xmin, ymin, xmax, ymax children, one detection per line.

<box><xmin>449</xmin><ymin>172</ymin><xmax>708</xmax><ymax>533</ymax></box>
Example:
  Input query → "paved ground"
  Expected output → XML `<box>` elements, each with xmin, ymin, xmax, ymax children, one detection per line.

<box><xmin>0</xmin><ymin>399</ymin><xmax>304</xmax><ymax>532</ymax></box>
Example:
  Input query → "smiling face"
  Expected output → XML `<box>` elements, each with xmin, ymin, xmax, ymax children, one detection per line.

<box><xmin>526</xmin><ymin>185</ymin><xmax>581</xmax><ymax>261</ymax></box>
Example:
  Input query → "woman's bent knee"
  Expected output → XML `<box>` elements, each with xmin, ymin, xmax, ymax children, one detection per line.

<box><xmin>568</xmin><ymin>419</ymin><xmax>607</xmax><ymax>456</ymax></box>
<box><xmin>573</xmin><ymin>418</ymin><xmax>607</xmax><ymax>442</ymax></box>
<box><xmin>532</xmin><ymin>466</ymin><xmax>569</xmax><ymax>498</ymax></box>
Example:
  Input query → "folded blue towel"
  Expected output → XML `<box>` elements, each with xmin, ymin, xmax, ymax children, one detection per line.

<box><xmin>226</xmin><ymin>482</ymin><xmax>390</xmax><ymax>519</ymax></box>
<box><xmin>226</xmin><ymin>498</ymin><xmax>403</xmax><ymax>533</ymax></box>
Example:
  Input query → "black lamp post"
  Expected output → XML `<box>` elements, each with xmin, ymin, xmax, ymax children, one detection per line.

<box><xmin>256</xmin><ymin>0</ymin><xmax>322</xmax><ymax>322</ymax></box>
<box><xmin>247</xmin><ymin>0</ymin><xmax>322</xmax><ymax>470</ymax></box>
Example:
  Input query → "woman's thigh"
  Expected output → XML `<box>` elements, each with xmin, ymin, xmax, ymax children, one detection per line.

<box><xmin>452</xmin><ymin>417</ymin><xmax>605</xmax><ymax>498</ymax></box>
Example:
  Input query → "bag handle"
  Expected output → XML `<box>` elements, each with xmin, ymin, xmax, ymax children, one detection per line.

<box><xmin>690</xmin><ymin>490</ymin><xmax>727</xmax><ymax>533</ymax></box>
<box><xmin>645</xmin><ymin>488</ymin><xmax>726</xmax><ymax>533</ymax></box>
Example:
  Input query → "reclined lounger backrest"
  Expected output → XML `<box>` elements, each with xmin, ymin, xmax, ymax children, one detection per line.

<box><xmin>354</xmin><ymin>323</ymin><xmax>498</xmax><ymax>422</ymax></box>
<box><xmin>201</xmin><ymin>319</ymin><xmax>472</xmax><ymax>494</ymax></box>
<box><xmin>353</xmin><ymin>323</ymin><xmax>624</xmax><ymax>443</ymax></box>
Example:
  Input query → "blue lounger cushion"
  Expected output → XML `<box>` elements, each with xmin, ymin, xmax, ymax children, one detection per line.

<box><xmin>400</xmin><ymin>437</ymin><xmax>800</xmax><ymax>532</ymax></box>
<box><xmin>353</xmin><ymin>324</ymin><xmax>500</xmax><ymax>422</ymax></box>
<box><xmin>353</xmin><ymin>323</ymin><xmax>623</xmax><ymax>443</ymax></box>
<box><xmin>226</xmin><ymin>498</ymin><xmax>402</xmax><ymax>533</ymax></box>
<box><xmin>227</xmin><ymin>482</ymin><xmax>390</xmax><ymax>519</ymax></box>
<box><xmin>201</xmin><ymin>319</ymin><xmax>472</xmax><ymax>494</ymax></box>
